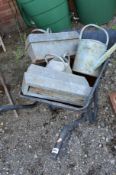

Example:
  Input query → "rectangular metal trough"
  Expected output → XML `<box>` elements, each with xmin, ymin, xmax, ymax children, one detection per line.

<box><xmin>26</xmin><ymin>31</ymin><xmax>79</xmax><ymax>63</ymax></box>
<box><xmin>22</xmin><ymin>64</ymin><xmax>91</xmax><ymax>106</ymax></box>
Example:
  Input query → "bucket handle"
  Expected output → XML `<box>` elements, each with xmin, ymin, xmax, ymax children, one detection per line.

<box><xmin>44</xmin><ymin>54</ymin><xmax>69</xmax><ymax>66</ymax></box>
<box><xmin>79</xmin><ymin>24</ymin><xmax>109</xmax><ymax>46</ymax></box>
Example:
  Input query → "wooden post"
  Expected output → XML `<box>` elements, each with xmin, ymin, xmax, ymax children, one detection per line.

<box><xmin>0</xmin><ymin>73</ymin><xmax>19</xmax><ymax>118</ymax></box>
<box><xmin>0</xmin><ymin>36</ymin><xmax>6</xmax><ymax>52</ymax></box>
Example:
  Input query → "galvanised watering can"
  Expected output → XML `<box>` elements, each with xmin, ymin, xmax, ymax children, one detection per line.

<box><xmin>73</xmin><ymin>24</ymin><xmax>109</xmax><ymax>77</ymax></box>
<box><xmin>45</xmin><ymin>54</ymin><xmax>72</xmax><ymax>73</ymax></box>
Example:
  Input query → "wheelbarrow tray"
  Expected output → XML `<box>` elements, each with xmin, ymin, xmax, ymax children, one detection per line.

<box><xmin>21</xmin><ymin>60</ymin><xmax>109</xmax><ymax>113</ymax></box>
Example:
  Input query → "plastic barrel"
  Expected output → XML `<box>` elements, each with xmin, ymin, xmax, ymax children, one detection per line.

<box><xmin>75</xmin><ymin>0</ymin><xmax>116</xmax><ymax>25</ymax></box>
<box><xmin>16</xmin><ymin>0</ymin><xmax>33</xmax><ymax>26</ymax></box>
<box><xmin>16</xmin><ymin>0</ymin><xmax>71</xmax><ymax>32</ymax></box>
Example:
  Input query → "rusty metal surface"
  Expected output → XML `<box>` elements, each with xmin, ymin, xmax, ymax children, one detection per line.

<box><xmin>0</xmin><ymin>36</ymin><xmax>6</xmax><ymax>52</ymax></box>
<box><xmin>109</xmin><ymin>92</ymin><xmax>116</xmax><ymax>114</ymax></box>
<box><xmin>68</xmin><ymin>0</ymin><xmax>77</xmax><ymax>13</ymax></box>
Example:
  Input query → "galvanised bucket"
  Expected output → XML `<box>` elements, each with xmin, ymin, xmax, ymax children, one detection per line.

<box><xmin>72</xmin><ymin>24</ymin><xmax>109</xmax><ymax>77</ymax></box>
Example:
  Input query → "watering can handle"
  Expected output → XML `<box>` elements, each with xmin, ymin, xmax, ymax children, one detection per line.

<box><xmin>44</xmin><ymin>54</ymin><xmax>66</xmax><ymax>65</ymax></box>
<box><xmin>31</xmin><ymin>28</ymin><xmax>52</xmax><ymax>34</ymax></box>
<box><xmin>79</xmin><ymin>24</ymin><xmax>109</xmax><ymax>46</ymax></box>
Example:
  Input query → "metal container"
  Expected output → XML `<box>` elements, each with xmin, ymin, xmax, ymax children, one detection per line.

<box><xmin>45</xmin><ymin>54</ymin><xmax>72</xmax><ymax>73</ymax></box>
<box><xmin>72</xmin><ymin>24</ymin><xmax>109</xmax><ymax>77</ymax></box>
<box><xmin>26</xmin><ymin>30</ymin><xmax>79</xmax><ymax>63</ymax></box>
<box><xmin>22</xmin><ymin>64</ymin><xmax>91</xmax><ymax>106</ymax></box>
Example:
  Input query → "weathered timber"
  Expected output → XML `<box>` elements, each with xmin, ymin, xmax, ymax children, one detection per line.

<box><xmin>0</xmin><ymin>73</ymin><xmax>19</xmax><ymax>118</ymax></box>
<box><xmin>0</xmin><ymin>36</ymin><xmax>6</xmax><ymax>52</ymax></box>
<box><xmin>0</xmin><ymin>84</ymin><xmax>10</xmax><ymax>94</ymax></box>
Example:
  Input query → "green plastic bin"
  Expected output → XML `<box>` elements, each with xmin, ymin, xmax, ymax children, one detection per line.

<box><xmin>16</xmin><ymin>0</ymin><xmax>33</xmax><ymax>26</ymax></box>
<box><xmin>16</xmin><ymin>0</ymin><xmax>71</xmax><ymax>32</ymax></box>
<box><xmin>75</xmin><ymin>0</ymin><xmax>116</xmax><ymax>25</ymax></box>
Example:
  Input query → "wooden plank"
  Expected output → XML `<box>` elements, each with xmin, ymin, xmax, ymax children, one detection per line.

<box><xmin>0</xmin><ymin>36</ymin><xmax>6</xmax><ymax>52</ymax></box>
<box><xmin>0</xmin><ymin>84</ymin><xmax>10</xmax><ymax>94</ymax></box>
<box><xmin>0</xmin><ymin>73</ymin><xmax>19</xmax><ymax>118</ymax></box>
<box><xmin>28</xmin><ymin>86</ymin><xmax>84</xmax><ymax>105</ymax></box>
<box><xmin>0</xmin><ymin>85</ymin><xmax>4</xmax><ymax>94</ymax></box>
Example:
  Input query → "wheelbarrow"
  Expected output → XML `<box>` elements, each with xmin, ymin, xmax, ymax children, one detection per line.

<box><xmin>21</xmin><ymin>25</ymin><xmax>116</xmax><ymax>159</ymax></box>
<box><xmin>0</xmin><ymin>58</ymin><xmax>111</xmax><ymax>159</ymax></box>
<box><xmin>20</xmin><ymin>58</ymin><xmax>109</xmax><ymax>159</ymax></box>
<box><xmin>0</xmin><ymin>27</ymin><xmax>116</xmax><ymax>160</ymax></box>
<box><xmin>21</xmin><ymin>47</ymin><xmax>115</xmax><ymax>159</ymax></box>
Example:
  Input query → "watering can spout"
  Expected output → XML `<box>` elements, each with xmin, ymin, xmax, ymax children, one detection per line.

<box><xmin>93</xmin><ymin>43</ymin><xmax>116</xmax><ymax>70</ymax></box>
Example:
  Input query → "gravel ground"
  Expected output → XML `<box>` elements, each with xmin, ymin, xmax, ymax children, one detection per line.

<box><xmin>0</xmin><ymin>26</ymin><xmax>116</xmax><ymax>175</ymax></box>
